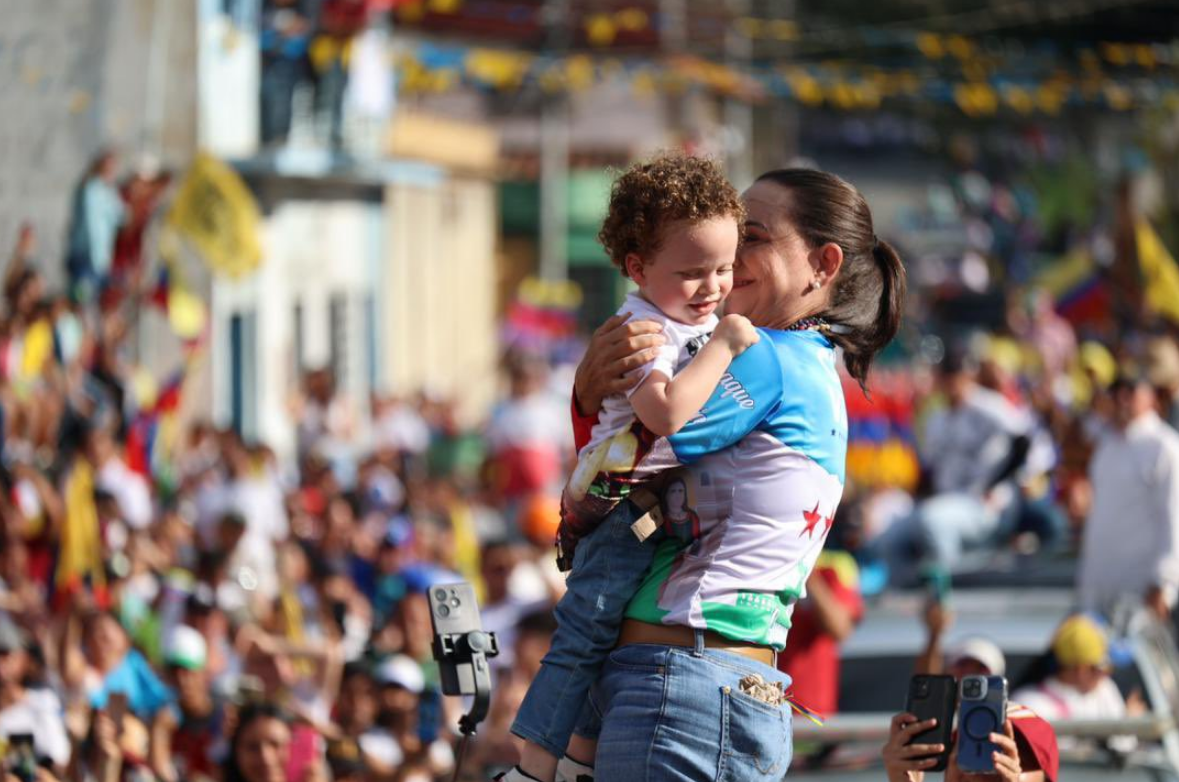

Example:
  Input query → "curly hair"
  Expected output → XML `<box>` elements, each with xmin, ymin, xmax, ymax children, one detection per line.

<box><xmin>598</xmin><ymin>153</ymin><xmax>745</xmax><ymax>277</ymax></box>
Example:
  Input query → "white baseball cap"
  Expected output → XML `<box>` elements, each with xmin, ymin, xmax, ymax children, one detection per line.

<box><xmin>163</xmin><ymin>625</ymin><xmax>208</xmax><ymax>671</ymax></box>
<box><xmin>946</xmin><ymin>636</ymin><xmax>1006</xmax><ymax>677</ymax></box>
<box><xmin>376</xmin><ymin>654</ymin><xmax>425</xmax><ymax>694</ymax></box>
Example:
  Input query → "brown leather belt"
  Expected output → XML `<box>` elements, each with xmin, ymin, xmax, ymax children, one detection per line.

<box><xmin>617</xmin><ymin>619</ymin><xmax>776</xmax><ymax>668</ymax></box>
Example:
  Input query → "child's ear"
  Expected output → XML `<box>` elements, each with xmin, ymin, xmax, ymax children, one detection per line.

<box><xmin>624</xmin><ymin>253</ymin><xmax>646</xmax><ymax>284</ymax></box>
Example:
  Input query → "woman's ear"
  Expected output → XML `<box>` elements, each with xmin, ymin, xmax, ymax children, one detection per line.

<box><xmin>814</xmin><ymin>242</ymin><xmax>844</xmax><ymax>283</ymax></box>
<box><xmin>624</xmin><ymin>253</ymin><xmax>647</xmax><ymax>284</ymax></box>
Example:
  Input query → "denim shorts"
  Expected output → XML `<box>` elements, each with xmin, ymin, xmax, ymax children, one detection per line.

<box><xmin>511</xmin><ymin>499</ymin><xmax>658</xmax><ymax>758</ymax></box>
<box><xmin>577</xmin><ymin>635</ymin><xmax>794</xmax><ymax>782</ymax></box>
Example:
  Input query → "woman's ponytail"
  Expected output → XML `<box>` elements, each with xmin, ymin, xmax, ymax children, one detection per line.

<box><xmin>754</xmin><ymin>169</ymin><xmax>907</xmax><ymax>387</ymax></box>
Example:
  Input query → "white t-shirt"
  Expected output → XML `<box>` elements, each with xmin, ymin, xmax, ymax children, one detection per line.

<box><xmin>1012</xmin><ymin>676</ymin><xmax>1126</xmax><ymax>721</ymax></box>
<box><xmin>0</xmin><ymin>688</ymin><xmax>71</xmax><ymax>767</ymax></box>
<box><xmin>1079</xmin><ymin>412</ymin><xmax>1179</xmax><ymax>616</ymax></box>
<box><xmin>921</xmin><ymin>386</ymin><xmax>1031</xmax><ymax>496</ymax></box>
<box><xmin>580</xmin><ymin>292</ymin><xmax>715</xmax><ymax>457</ymax></box>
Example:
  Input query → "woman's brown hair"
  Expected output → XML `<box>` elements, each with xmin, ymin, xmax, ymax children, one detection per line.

<box><xmin>754</xmin><ymin>168</ymin><xmax>906</xmax><ymax>385</ymax></box>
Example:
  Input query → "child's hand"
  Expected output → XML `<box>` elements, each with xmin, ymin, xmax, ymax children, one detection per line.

<box><xmin>713</xmin><ymin>314</ymin><xmax>760</xmax><ymax>357</ymax></box>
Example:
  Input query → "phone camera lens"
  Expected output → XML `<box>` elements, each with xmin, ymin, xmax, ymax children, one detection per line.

<box><xmin>450</xmin><ymin>597</ymin><xmax>461</xmax><ymax>608</ymax></box>
<box><xmin>434</xmin><ymin>589</ymin><xmax>448</xmax><ymax>602</ymax></box>
<box><xmin>437</xmin><ymin>604</ymin><xmax>450</xmax><ymax>617</ymax></box>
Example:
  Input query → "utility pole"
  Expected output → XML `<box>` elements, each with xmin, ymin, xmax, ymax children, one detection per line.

<box><xmin>660</xmin><ymin>0</ymin><xmax>692</xmax><ymax>146</ymax></box>
<box><xmin>724</xmin><ymin>0</ymin><xmax>754</xmax><ymax>188</ymax></box>
<box><xmin>539</xmin><ymin>0</ymin><xmax>571</xmax><ymax>283</ymax></box>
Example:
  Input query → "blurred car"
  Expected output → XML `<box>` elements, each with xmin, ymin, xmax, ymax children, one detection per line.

<box><xmin>788</xmin><ymin>588</ymin><xmax>1179</xmax><ymax>780</ymax></box>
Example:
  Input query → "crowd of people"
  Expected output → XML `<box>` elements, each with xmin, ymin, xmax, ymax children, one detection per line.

<box><xmin>1</xmin><ymin>137</ymin><xmax>1178</xmax><ymax>782</ymax></box>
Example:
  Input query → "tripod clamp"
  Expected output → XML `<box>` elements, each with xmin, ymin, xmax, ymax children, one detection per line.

<box><xmin>433</xmin><ymin>629</ymin><xmax>499</xmax><ymax>737</ymax></box>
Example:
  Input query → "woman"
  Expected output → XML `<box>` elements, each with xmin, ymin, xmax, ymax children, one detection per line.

<box><xmin>561</xmin><ymin>168</ymin><xmax>906</xmax><ymax>781</ymax></box>
<box><xmin>223</xmin><ymin>703</ymin><xmax>297</xmax><ymax>782</ymax></box>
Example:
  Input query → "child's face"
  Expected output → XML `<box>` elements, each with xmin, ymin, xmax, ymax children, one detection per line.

<box><xmin>626</xmin><ymin>217</ymin><xmax>739</xmax><ymax>326</ymax></box>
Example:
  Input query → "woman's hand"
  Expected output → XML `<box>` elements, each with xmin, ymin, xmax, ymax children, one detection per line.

<box><xmin>713</xmin><ymin>314</ymin><xmax>760</xmax><ymax>357</ymax></box>
<box><xmin>882</xmin><ymin>712</ymin><xmax>944</xmax><ymax>782</ymax></box>
<box><xmin>573</xmin><ymin>314</ymin><xmax>665</xmax><ymax>415</ymax></box>
<box><xmin>945</xmin><ymin>720</ymin><xmax>1021</xmax><ymax>782</ymax></box>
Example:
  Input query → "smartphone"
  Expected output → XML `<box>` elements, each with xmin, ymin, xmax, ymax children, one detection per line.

<box><xmin>107</xmin><ymin>691</ymin><xmax>128</xmax><ymax>735</ymax></box>
<box><xmin>427</xmin><ymin>582</ymin><xmax>487</xmax><ymax>696</ymax></box>
<box><xmin>904</xmin><ymin>674</ymin><xmax>957</xmax><ymax>771</ymax></box>
<box><xmin>7</xmin><ymin>733</ymin><xmax>36</xmax><ymax>782</ymax></box>
<box><xmin>957</xmin><ymin>675</ymin><xmax>1007</xmax><ymax>774</ymax></box>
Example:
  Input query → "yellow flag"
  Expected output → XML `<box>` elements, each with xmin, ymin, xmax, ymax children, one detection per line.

<box><xmin>20</xmin><ymin>319</ymin><xmax>54</xmax><ymax>379</ymax></box>
<box><xmin>167</xmin><ymin>153</ymin><xmax>263</xmax><ymax>278</ymax></box>
<box><xmin>56</xmin><ymin>459</ymin><xmax>105</xmax><ymax>591</ymax></box>
<box><xmin>1136</xmin><ymin>219</ymin><xmax>1179</xmax><ymax>325</ymax></box>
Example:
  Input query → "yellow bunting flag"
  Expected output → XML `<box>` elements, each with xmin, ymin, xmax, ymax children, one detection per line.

<box><xmin>1136</xmin><ymin>219</ymin><xmax>1179</xmax><ymax>325</ymax></box>
<box><xmin>167</xmin><ymin>153</ymin><xmax>263</xmax><ymax>278</ymax></box>
<box><xmin>56</xmin><ymin>460</ymin><xmax>105</xmax><ymax>592</ymax></box>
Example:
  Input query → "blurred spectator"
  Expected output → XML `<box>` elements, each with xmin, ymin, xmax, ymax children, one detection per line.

<box><xmin>292</xmin><ymin>369</ymin><xmax>355</xmax><ymax>476</ymax></box>
<box><xmin>1077</xmin><ymin>372</ymin><xmax>1179</xmax><ymax>620</ymax></box>
<box><xmin>484</xmin><ymin>352</ymin><xmax>570</xmax><ymax>511</ymax></box>
<box><xmin>1146</xmin><ymin>335</ymin><xmax>1179</xmax><ymax>431</ymax></box>
<box><xmin>65</xmin><ymin>151</ymin><xmax>126</xmax><ymax>305</ymax></box>
<box><xmin>222</xmin><ymin>702</ymin><xmax>306</xmax><ymax>782</ymax></box>
<box><xmin>881</xmin><ymin>349</ymin><xmax>1041</xmax><ymax>584</ymax></box>
<box><xmin>908</xmin><ymin>601</ymin><xmax>1061</xmax><ymax>781</ymax></box>
<box><xmin>326</xmin><ymin>662</ymin><xmax>400</xmax><ymax>777</ymax></box>
<box><xmin>311</xmin><ymin>0</ymin><xmax>369</xmax><ymax>149</ymax></box>
<box><xmin>112</xmin><ymin>160</ymin><xmax>171</xmax><ymax>299</ymax></box>
<box><xmin>161</xmin><ymin>625</ymin><xmax>222</xmax><ymax>781</ymax></box>
<box><xmin>777</xmin><ymin>548</ymin><xmax>864</xmax><ymax>718</ymax></box>
<box><xmin>0</xmin><ymin>616</ymin><xmax>70</xmax><ymax>770</ymax></box>
<box><xmin>371</xmin><ymin>394</ymin><xmax>430</xmax><ymax>461</ymax></box>
<box><xmin>1012</xmin><ymin>615</ymin><xmax>1131</xmax><ymax>724</ymax></box>
<box><xmin>260</xmin><ymin>0</ymin><xmax>314</xmax><ymax>146</ymax></box>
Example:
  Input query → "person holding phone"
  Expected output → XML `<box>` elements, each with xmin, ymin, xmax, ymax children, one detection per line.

<box><xmin>0</xmin><ymin>618</ymin><xmax>69</xmax><ymax>773</ymax></box>
<box><xmin>882</xmin><ymin>711</ymin><xmax>1028</xmax><ymax>782</ymax></box>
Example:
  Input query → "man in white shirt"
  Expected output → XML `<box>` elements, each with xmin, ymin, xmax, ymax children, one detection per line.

<box><xmin>882</xmin><ymin>351</ymin><xmax>1039</xmax><ymax>584</ymax></box>
<box><xmin>0</xmin><ymin>616</ymin><xmax>70</xmax><ymax>771</ymax></box>
<box><xmin>1078</xmin><ymin>372</ymin><xmax>1179</xmax><ymax>620</ymax></box>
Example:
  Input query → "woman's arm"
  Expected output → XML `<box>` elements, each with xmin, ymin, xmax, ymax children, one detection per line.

<box><xmin>914</xmin><ymin>601</ymin><xmax>952</xmax><ymax>676</ymax></box>
<box><xmin>804</xmin><ymin>571</ymin><xmax>857</xmax><ymax>643</ymax></box>
<box><xmin>573</xmin><ymin>314</ymin><xmax>665</xmax><ymax>417</ymax></box>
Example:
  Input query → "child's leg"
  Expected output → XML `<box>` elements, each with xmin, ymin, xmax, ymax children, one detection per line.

<box><xmin>509</xmin><ymin>499</ymin><xmax>656</xmax><ymax>780</ymax></box>
<box><xmin>565</xmin><ymin>734</ymin><xmax>597</xmax><ymax>766</ymax></box>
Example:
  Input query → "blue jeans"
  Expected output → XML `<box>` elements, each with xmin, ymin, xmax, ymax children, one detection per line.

<box><xmin>577</xmin><ymin>638</ymin><xmax>794</xmax><ymax>782</ymax></box>
<box><xmin>512</xmin><ymin>500</ymin><xmax>656</xmax><ymax>758</ymax></box>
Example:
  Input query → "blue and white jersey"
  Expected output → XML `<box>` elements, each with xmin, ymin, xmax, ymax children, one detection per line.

<box><xmin>623</xmin><ymin>328</ymin><xmax>849</xmax><ymax>650</ymax></box>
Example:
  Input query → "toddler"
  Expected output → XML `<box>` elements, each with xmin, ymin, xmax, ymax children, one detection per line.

<box><xmin>500</xmin><ymin>154</ymin><xmax>757</xmax><ymax>782</ymax></box>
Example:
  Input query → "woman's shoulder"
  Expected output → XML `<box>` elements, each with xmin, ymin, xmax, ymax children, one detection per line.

<box><xmin>745</xmin><ymin>328</ymin><xmax>838</xmax><ymax>380</ymax></box>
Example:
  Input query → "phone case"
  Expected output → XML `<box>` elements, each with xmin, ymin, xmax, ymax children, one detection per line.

<box><xmin>957</xmin><ymin>675</ymin><xmax>1007</xmax><ymax>774</ymax></box>
<box><xmin>905</xmin><ymin>674</ymin><xmax>957</xmax><ymax>772</ymax></box>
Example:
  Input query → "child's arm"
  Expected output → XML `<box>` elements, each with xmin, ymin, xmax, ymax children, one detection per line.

<box><xmin>630</xmin><ymin>314</ymin><xmax>759</xmax><ymax>437</ymax></box>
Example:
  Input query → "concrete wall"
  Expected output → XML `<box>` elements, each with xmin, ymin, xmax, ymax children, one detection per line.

<box><xmin>383</xmin><ymin>174</ymin><xmax>499</xmax><ymax>425</ymax></box>
<box><xmin>0</xmin><ymin>0</ymin><xmax>198</xmax><ymax>287</ymax></box>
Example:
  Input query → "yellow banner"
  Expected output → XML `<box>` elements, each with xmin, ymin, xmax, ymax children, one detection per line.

<box><xmin>1136</xmin><ymin>219</ymin><xmax>1179</xmax><ymax>325</ymax></box>
<box><xmin>167</xmin><ymin>153</ymin><xmax>263</xmax><ymax>278</ymax></box>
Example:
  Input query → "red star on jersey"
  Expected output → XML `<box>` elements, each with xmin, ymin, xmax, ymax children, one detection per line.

<box><xmin>824</xmin><ymin>509</ymin><xmax>835</xmax><ymax>535</ymax></box>
<box><xmin>801</xmin><ymin>502</ymin><xmax>824</xmax><ymax>538</ymax></box>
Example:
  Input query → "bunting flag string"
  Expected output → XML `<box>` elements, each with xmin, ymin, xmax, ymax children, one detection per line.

<box><xmin>393</xmin><ymin>39</ymin><xmax>1179</xmax><ymax>116</ymax></box>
